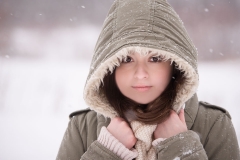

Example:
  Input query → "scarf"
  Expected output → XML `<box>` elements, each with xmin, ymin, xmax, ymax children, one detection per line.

<box><xmin>131</xmin><ymin>121</ymin><xmax>157</xmax><ymax>160</ymax></box>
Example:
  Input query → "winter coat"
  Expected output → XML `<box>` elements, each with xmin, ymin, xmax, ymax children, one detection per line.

<box><xmin>56</xmin><ymin>94</ymin><xmax>240</xmax><ymax>160</ymax></box>
<box><xmin>57</xmin><ymin>0</ymin><xmax>240</xmax><ymax>159</ymax></box>
<box><xmin>82</xmin><ymin>0</ymin><xmax>200</xmax><ymax>157</ymax></box>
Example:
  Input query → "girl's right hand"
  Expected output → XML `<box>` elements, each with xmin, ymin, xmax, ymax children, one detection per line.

<box><xmin>107</xmin><ymin>117</ymin><xmax>137</xmax><ymax>149</ymax></box>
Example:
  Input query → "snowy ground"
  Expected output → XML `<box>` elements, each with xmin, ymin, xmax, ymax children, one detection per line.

<box><xmin>0</xmin><ymin>58</ymin><xmax>239</xmax><ymax>160</ymax></box>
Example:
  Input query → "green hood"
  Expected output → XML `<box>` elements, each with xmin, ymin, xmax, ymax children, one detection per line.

<box><xmin>83</xmin><ymin>0</ymin><xmax>198</xmax><ymax>118</ymax></box>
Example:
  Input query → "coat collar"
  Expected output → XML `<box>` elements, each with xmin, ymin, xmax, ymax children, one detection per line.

<box><xmin>96</xmin><ymin>94</ymin><xmax>199</xmax><ymax>136</ymax></box>
<box><xmin>185</xmin><ymin>94</ymin><xmax>199</xmax><ymax>130</ymax></box>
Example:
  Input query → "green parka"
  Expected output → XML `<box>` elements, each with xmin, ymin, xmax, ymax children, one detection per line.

<box><xmin>57</xmin><ymin>0</ymin><xmax>240</xmax><ymax>159</ymax></box>
<box><xmin>57</xmin><ymin>95</ymin><xmax>240</xmax><ymax>159</ymax></box>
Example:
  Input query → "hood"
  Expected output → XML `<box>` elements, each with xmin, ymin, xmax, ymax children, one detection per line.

<box><xmin>83</xmin><ymin>0</ymin><xmax>198</xmax><ymax>118</ymax></box>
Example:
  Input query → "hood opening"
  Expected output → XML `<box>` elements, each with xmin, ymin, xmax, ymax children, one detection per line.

<box><xmin>83</xmin><ymin>46</ymin><xmax>198</xmax><ymax>119</ymax></box>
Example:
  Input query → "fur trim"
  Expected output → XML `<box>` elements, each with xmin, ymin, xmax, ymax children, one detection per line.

<box><xmin>83</xmin><ymin>46</ymin><xmax>198</xmax><ymax>118</ymax></box>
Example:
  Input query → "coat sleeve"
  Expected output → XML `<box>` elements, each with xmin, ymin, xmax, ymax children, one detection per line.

<box><xmin>204</xmin><ymin>113</ymin><xmax>240</xmax><ymax>159</ymax></box>
<box><xmin>56</xmin><ymin>112</ymin><xmax>122</xmax><ymax>160</ymax></box>
<box><xmin>153</xmin><ymin>130</ymin><xmax>208</xmax><ymax>159</ymax></box>
<box><xmin>154</xmin><ymin>112</ymin><xmax>240</xmax><ymax>160</ymax></box>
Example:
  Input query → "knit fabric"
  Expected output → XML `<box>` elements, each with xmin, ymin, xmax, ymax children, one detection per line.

<box><xmin>97</xmin><ymin>126</ymin><xmax>138</xmax><ymax>160</ymax></box>
<box><xmin>130</xmin><ymin>121</ymin><xmax>157</xmax><ymax>160</ymax></box>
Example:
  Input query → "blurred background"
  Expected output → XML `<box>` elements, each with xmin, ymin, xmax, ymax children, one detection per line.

<box><xmin>0</xmin><ymin>0</ymin><xmax>239</xmax><ymax>159</ymax></box>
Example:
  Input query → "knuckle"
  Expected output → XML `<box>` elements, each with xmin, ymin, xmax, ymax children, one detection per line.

<box><xmin>120</xmin><ymin>120</ymin><xmax>129</xmax><ymax>127</ymax></box>
<box><xmin>170</xmin><ymin>111</ymin><xmax>177</xmax><ymax>118</ymax></box>
<box><xmin>113</xmin><ymin>117</ymin><xmax>123</xmax><ymax>123</ymax></box>
<box><xmin>128</xmin><ymin>136</ymin><xmax>136</xmax><ymax>145</ymax></box>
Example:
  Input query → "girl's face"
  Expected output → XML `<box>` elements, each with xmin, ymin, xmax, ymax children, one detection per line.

<box><xmin>115</xmin><ymin>53</ymin><xmax>172</xmax><ymax>104</ymax></box>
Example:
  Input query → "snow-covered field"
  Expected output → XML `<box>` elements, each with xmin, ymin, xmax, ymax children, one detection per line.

<box><xmin>0</xmin><ymin>59</ymin><xmax>89</xmax><ymax>160</ymax></box>
<box><xmin>0</xmin><ymin>58</ymin><xmax>239</xmax><ymax>160</ymax></box>
<box><xmin>0</xmin><ymin>27</ymin><xmax>239</xmax><ymax>159</ymax></box>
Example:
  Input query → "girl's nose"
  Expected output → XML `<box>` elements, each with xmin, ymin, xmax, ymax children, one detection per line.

<box><xmin>134</xmin><ymin>64</ymin><xmax>149</xmax><ymax>79</ymax></box>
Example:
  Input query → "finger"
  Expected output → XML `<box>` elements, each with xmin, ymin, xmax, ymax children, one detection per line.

<box><xmin>110</xmin><ymin>116</ymin><xmax>117</xmax><ymax>121</ymax></box>
<box><xmin>178</xmin><ymin>109</ymin><xmax>186</xmax><ymax>124</ymax></box>
<box><xmin>111</xmin><ymin>117</ymin><xmax>123</xmax><ymax>123</ymax></box>
<box><xmin>170</xmin><ymin>109</ymin><xmax>176</xmax><ymax>115</ymax></box>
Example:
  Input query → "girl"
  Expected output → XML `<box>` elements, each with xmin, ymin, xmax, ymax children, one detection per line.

<box><xmin>57</xmin><ymin>0</ymin><xmax>240</xmax><ymax>159</ymax></box>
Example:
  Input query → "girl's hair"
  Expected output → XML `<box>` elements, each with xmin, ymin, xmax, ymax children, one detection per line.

<box><xmin>100</xmin><ymin>61</ymin><xmax>185</xmax><ymax>124</ymax></box>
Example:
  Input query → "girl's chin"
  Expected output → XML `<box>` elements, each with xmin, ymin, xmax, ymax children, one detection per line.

<box><xmin>131</xmin><ymin>99</ymin><xmax>155</xmax><ymax>105</ymax></box>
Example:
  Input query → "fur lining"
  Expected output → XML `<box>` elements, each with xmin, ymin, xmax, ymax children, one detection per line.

<box><xmin>83</xmin><ymin>46</ymin><xmax>198</xmax><ymax>118</ymax></box>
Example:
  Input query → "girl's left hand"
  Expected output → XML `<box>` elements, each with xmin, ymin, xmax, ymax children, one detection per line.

<box><xmin>153</xmin><ymin>109</ymin><xmax>187</xmax><ymax>139</ymax></box>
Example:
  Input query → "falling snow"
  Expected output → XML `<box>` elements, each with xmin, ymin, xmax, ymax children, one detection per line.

<box><xmin>0</xmin><ymin>0</ymin><xmax>240</xmax><ymax>157</ymax></box>
<box><xmin>183</xmin><ymin>150</ymin><xmax>193</xmax><ymax>155</ymax></box>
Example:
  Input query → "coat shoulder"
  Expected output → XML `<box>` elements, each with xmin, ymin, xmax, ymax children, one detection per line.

<box><xmin>68</xmin><ymin>108</ymin><xmax>99</xmax><ymax>136</ymax></box>
<box><xmin>192</xmin><ymin>101</ymin><xmax>233</xmax><ymax>146</ymax></box>
<box><xmin>196</xmin><ymin>101</ymin><xmax>240</xmax><ymax>159</ymax></box>
<box><xmin>69</xmin><ymin>108</ymin><xmax>97</xmax><ymax>119</ymax></box>
<box><xmin>199</xmin><ymin>101</ymin><xmax>231</xmax><ymax>119</ymax></box>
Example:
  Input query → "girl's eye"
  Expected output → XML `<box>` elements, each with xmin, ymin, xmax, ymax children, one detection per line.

<box><xmin>122</xmin><ymin>56</ymin><xmax>133</xmax><ymax>63</ymax></box>
<box><xmin>150</xmin><ymin>56</ymin><xmax>162</xmax><ymax>62</ymax></box>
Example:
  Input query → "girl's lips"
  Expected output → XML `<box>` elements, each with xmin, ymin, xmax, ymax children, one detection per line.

<box><xmin>132</xmin><ymin>86</ymin><xmax>152</xmax><ymax>91</ymax></box>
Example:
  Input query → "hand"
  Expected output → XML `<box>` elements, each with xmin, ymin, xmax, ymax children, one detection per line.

<box><xmin>153</xmin><ymin>109</ymin><xmax>187</xmax><ymax>139</ymax></box>
<box><xmin>107</xmin><ymin>117</ymin><xmax>137</xmax><ymax>149</ymax></box>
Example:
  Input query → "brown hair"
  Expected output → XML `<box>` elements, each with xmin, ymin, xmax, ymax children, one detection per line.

<box><xmin>100</xmin><ymin>62</ymin><xmax>185</xmax><ymax>124</ymax></box>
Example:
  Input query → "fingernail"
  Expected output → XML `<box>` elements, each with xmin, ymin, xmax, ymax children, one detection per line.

<box><xmin>182</xmin><ymin>104</ymin><xmax>185</xmax><ymax>110</ymax></box>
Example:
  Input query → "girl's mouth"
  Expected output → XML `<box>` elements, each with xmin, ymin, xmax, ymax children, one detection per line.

<box><xmin>132</xmin><ymin>86</ymin><xmax>152</xmax><ymax>91</ymax></box>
